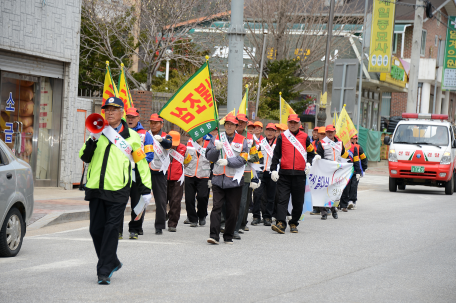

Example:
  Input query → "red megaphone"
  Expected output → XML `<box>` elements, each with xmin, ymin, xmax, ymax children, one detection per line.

<box><xmin>85</xmin><ymin>113</ymin><xmax>108</xmax><ymax>133</ymax></box>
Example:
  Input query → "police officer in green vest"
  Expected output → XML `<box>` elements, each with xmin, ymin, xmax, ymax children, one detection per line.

<box><xmin>79</xmin><ymin>97</ymin><xmax>151</xmax><ymax>285</ymax></box>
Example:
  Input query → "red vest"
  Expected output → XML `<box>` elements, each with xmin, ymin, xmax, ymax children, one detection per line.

<box><xmin>213</xmin><ymin>133</ymin><xmax>246</xmax><ymax>177</ymax></box>
<box><xmin>280</xmin><ymin>131</ymin><xmax>309</xmax><ymax>171</ymax></box>
<box><xmin>167</xmin><ymin>143</ymin><xmax>187</xmax><ymax>181</ymax></box>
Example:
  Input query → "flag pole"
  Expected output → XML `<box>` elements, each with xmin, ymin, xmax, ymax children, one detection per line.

<box><xmin>206</xmin><ymin>55</ymin><xmax>223</xmax><ymax>158</ymax></box>
<box><xmin>279</xmin><ymin>92</ymin><xmax>282</xmax><ymax>124</ymax></box>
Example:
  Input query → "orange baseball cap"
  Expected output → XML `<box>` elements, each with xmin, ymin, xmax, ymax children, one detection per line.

<box><xmin>318</xmin><ymin>126</ymin><xmax>326</xmax><ymax>134</ymax></box>
<box><xmin>287</xmin><ymin>114</ymin><xmax>300</xmax><ymax>122</ymax></box>
<box><xmin>265</xmin><ymin>123</ymin><xmax>277</xmax><ymax>130</ymax></box>
<box><xmin>149</xmin><ymin>113</ymin><xmax>163</xmax><ymax>122</ymax></box>
<box><xmin>236</xmin><ymin>113</ymin><xmax>248</xmax><ymax>122</ymax></box>
<box><xmin>325</xmin><ymin>124</ymin><xmax>336</xmax><ymax>131</ymax></box>
<box><xmin>353</xmin><ymin>134</ymin><xmax>358</xmax><ymax>139</ymax></box>
<box><xmin>313</xmin><ymin>126</ymin><xmax>319</xmax><ymax>131</ymax></box>
<box><xmin>280</xmin><ymin>124</ymin><xmax>288</xmax><ymax>130</ymax></box>
<box><xmin>254</xmin><ymin>121</ymin><xmax>263</xmax><ymax>128</ymax></box>
<box><xmin>125</xmin><ymin>107</ymin><xmax>140</xmax><ymax>117</ymax></box>
<box><xmin>247</xmin><ymin>121</ymin><xmax>255</xmax><ymax>127</ymax></box>
<box><xmin>225</xmin><ymin>115</ymin><xmax>239</xmax><ymax>125</ymax></box>
<box><xmin>168</xmin><ymin>130</ymin><xmax>180</xmax><ymax>147</ymax></box>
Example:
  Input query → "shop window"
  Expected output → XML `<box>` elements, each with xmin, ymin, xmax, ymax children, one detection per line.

<box><xmin>381</xmin><ymin>92</ymin><xmax>391</xmax><ymax>117</ymax></box>
<box><xmin>392</xmin><ymin>34</ymin><xmax>397</xmax><ymax>54</ymax></box>
<box><xmin>421</xmin><ymin>30</ymin><xmax>427</xmax><ymax>56</ymax></box>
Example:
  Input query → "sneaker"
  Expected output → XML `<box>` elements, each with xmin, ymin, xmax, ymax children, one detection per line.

<box><xmin>352</xmin><ymin>204</ymin><xmax>357</xmax><ymax>210</ymax></box>
<box><xmin>264</xmin><ymin>218</ymin><xmax>272</xmax><ymax>226</ymax></box>
<box><xmin>129</xmin><ymin>232</ymin><xmax>138</xmax><ymax>240</ymax></box>
<box><xmin>199</xmin><ymin>217</ymin><xmax>206</xmax><ymax>226</ymax></box>
<box><xmin>207</xmin><ymin>238</ymin><xmax>219</xmax><ymax>245</ymax></box>
<box><xmin>251</xmin><ymin>218</ymin><xmax>260</xmax><ymax>226</ymax></box>
<box><xmin>109</xmin><ymin>262</ymin><xmax>123</xmax><ymax>278</ymax></box>
<box><xmin>224</xmin><ymin>240</ymin><xmax>234</xmax><ymax>245</ymax></box>
<box><xmin>321</xmin><ymin>214</ymin><xmax>327</xmax><ymax>220</ymax></box>
<box><xmin>190</xmin><ymin>222</ymin><xmax>198</xmax><ymax>227</ymax></box>
<box><xmin>168</xmin><ymin>227</ymin><xmax>177</xmax><ymax>232</ymax></box>
<box><xmin>348</xmin><ymin>202</ymin><xmax>354</xmax><ymax>210</ymax></box>
<box><xmin>118</xmin><ymin>233</ymin><xmax>123</xmax><ymax>240</ymax></box>
<box><xmin>233</xmin><ymin>232</ymin><xmax>241</xmax><ymax>240</ymax></box>
<box><xmin>98</xmin><ymin>276</ymin><xmax>110</xmax><ymax>285</ymax></box>
<box><xmin>243</xmin><ymin>226</ymin><xmax>249</xmax><ymax>231</ymax></box>
<box><xmin>342</xmin><ymin>208</ymin><xmax>348</xmax><ymax>212</ymax></box>
<box><xmin>310</xmin><ymin>209</ymin><xmax>320</xmax><ymax>215</ymax></box>
<box><xmin>271</xmin><ymin>221</ymin><xmax>285</xmax><ymax>234</ymax></box>
<box><xmin>238</xmin><ymin>229</ymin><xmax>244</xmax><ymax>234</ymax></box>
<box><xmin>290</xmin><ymin>224</ymin><xmax>298</xmax><ymax>233</ymax></box>
<box><xmin>155</xmin><ymin>229</ymin><xmax>163</xmax><ymax>235</ymax></box>
<box><xmin>184</xmin><ymin>218</ymin><xmax>191</xmax><ymax>224</ymax></box>
<box><xmin>332</xmin><ymin>211</ymin><xmax>338</xmax><ymax>219</ymax></box>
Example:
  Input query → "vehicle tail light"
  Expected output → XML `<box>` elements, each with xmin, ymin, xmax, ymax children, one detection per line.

<box><xmin>440</xmin><ymin>152</ymin><xmax>451</xmax><ymax>165</ymax></box>
<box><xmin>389</xmin><ymin>149</ymin><xmax>397</xmax><ymax>162</ymax></box>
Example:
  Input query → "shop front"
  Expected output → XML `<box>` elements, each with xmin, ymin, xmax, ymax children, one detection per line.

<box><xmin>0</xmin><ymin>51</ymin><xmax>64</xmax><ymax>187</ymax></box>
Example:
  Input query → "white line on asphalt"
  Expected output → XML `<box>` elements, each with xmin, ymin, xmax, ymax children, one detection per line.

<box><xmin>27</xmin><ymin>236</ymin><xmax>181</xmax><ymax>245</ymax></box>
<box><xmin>24</xmin><ymin>259</ymin><xmax>89</xmax><ymax>272</ymax></box>
<box><xmin>26</xmin><ymin>226</ymin><xmax>89</xmax><ymax>238</ymax></box>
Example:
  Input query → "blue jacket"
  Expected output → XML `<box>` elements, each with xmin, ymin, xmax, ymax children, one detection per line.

<box><xmin>132</xmin><ymin>122</ymin><xmax>154</xmax><ymax>163</ymax></box>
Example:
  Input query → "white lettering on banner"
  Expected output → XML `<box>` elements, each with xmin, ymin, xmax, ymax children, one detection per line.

<box><xmin>149</xmin><ymin>130</ymin><xmax>170</xmax><ymax>174</ymax></box>
<box><xmin>189</xmin><ymin>139</ymin><xmax>206</xmax><ymax>158</ymax></box>
<box><xmin>169</xmin><ymin>149</ymin><xmax>185</xmax><ymax>185</ymax></box>
<box><xmin>102</xmin><ymin>126</ymin><xmax>136</xmax><ymax>181</ymax></box>
<box><xmin>308</xmin><ymin>159</ymin><xmax>353</xmax><ymax>208</ymax></box>
<box><xmin>283</xmin><ymin>130</ymin><xmax>307</xmax><ymax>162</ymax></box>
<box><xmin>322</xmin><ymin>137</ymin><xmax>342</xmax><ymax>152</ymax></box>
<box><xmin>260</xmin><ymin>137</ymin><xmax>274</xmax><ymax>158</ymax></box>
<box><xmin>219</xmin><ymin>132</ymin><xmax>244</xmax><ymax>184</ymax></box>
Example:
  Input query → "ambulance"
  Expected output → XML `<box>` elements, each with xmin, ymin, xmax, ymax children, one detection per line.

<box><xmin>384</xmin><ymin>113</ymin><xmax>456</xmax><ymax>195</ymax></box>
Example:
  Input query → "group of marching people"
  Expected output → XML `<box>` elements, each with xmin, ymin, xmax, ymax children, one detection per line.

<box><xmin>80</xmin><ymin>97</ymin><xmax>368</xmax><ymax>284</ymax></box>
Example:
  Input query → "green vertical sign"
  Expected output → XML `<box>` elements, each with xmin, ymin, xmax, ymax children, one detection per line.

<box><xmin>442</xmin><ymin>16</ymin><xmax>456</xmax><ymax>90</ymax></box>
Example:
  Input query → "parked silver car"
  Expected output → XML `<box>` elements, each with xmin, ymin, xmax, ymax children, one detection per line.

<box><xmin>0</xmin><ymin>139</ymin><xmax>34</xmax><ymax>257</ymax></box>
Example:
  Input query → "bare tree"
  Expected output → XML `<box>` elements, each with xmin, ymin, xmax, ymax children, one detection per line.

<box><xmin>80</xmin><ymin>0</ymin><xmax>229</xmax><ymax>91</ymax></box>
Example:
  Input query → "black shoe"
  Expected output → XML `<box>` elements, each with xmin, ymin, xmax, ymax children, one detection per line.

<box><xmin>109</xmin><ymin>262</ymin><xmax>122</xmax><ymax>278</ymax></box>
<box><xmin>251</xmin><ymin>218</ymin><xmax>260</xmax><ymax>226</ymax></box>
<box><xmin>184</xmin><ymin>218</ymin><xmax>191</xmax><ymax>224</ymax></box>
<box><xmin>264</xmin><ymin>218</ymin><xmax>272</xmax><ymax>226</ymax></box>
<box><xmin>129</xmin><ymin>232</ymin><xmax>138</xmax><ymax>239</ymax></box>
<box><xmin>290</xmin><ymin>224</ymin><xmax>298</xmax><ymax>233</ymax></box>
<box><xmin>155</xmin><ymin>229</ymin><xmax>163</xmax><ymax>235</ymax></box>
<box><xmin>310</xmin><ymin>209</ymin><xmax>320</xmax><ymax>215</ymax></box>
<box><xmin>233</xmin><ymin>232</ymin><xmax>241</xmax><ymax>240</ymax></box>
<box><xmin>98</xmin><ymin>276</ymin><xmax>110</xmax><ymax>285</ymax></box>
<box><xmin>321</xmin><ymin>214</ymin><xmax>327</xmax><ymax>220</ymax></box>
<box><xmin>224</xmin><ymin>240</ymin><xmax>234</xmax><ymax>245</ymax></box>
<box><xmin>260</xmin><ymin>219</ymin><xmax>264</xmax><ymax>224</ymax></box>
<box><xmin>272</xmin><ymin>221</ymin><xmax>285</xmax><ymax>234</ymax></box>
<box><xmin>190</xmin><ymin>222</ymin><xmax>198</xmax><ymax>227</ymax></box>
<box><xmin>332</xmin><ymin>211</ymin><xmax>338</xmax><ymax>219</ymax></box>
<box><xmin>199</xmin><ymin>217</ymin><xmax>206</xmax><ymax>226</ymax></box>
<box><xmin>138</xmin><ymin>231</ymin><xmax>143</xmax><ymax>235</ymax></box>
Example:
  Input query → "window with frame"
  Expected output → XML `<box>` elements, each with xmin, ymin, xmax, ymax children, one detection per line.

<box><xmin>392</xmin><ymin>34</ymin><xmax>398</xmax><ymax>54</ymax></box>
<box><xmin>421</xmin><ymin>30</ymin><xmax>427</xmax><ymax>56</ymax></box>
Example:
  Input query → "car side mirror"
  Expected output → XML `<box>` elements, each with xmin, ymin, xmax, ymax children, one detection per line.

<box><xmin>453</xmin><ymin>139</ymin><xmax>456</xmax><ymax>148</ymax></box>
<box><xmin>384</xmin><ymin>136</ymin><xmax>391</xmax><ymax>145</ymax></box>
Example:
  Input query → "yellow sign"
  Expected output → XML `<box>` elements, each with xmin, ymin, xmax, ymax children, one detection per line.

<box><xmin>320</xmin><ymin>92</ymin><xmax>327</xmax><ymax>108</ymax></box>
<box><xmin>379</xmin><ymin>56</ymin><xmax>408</xmax><ymax>88</ymax></box>
<box><xmin>368</xmin><ymin>0</ymin><xmax>396</xmax><ymax>73</ymax></box>
<box><xmin>159</xmin><ymin>61</ymin><xmax>217</xmax><ymax>140</ymax></box>
<box><xmin>101</xmin><ymin>61</ymin><xmax>119</xmax><ymax>118</ymax></box>
<box><xmin>336</xmin><ymin>105</ymin><xmax>358</xmax><ymax>150</ymax></box>
<box><xmin>279</xmin><ymin>92</ymin><xmax>296</xmax><ymax>124</ymax></box>
<box><xmin>117</xmin><ymin>63</ymin><xmax>134</xmax><ymax>117</ymax></box>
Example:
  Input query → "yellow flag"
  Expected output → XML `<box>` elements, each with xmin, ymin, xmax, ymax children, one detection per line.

<box><xmin>336</xmin><ymin>105</ymin><xmax>358</xmax><ymax>149</ymax></box>
<box><xmin>220</xmin><ymin>108</ymin><xmax>235</xmax><ymax>125</ymax></box>
<box><xmin>238</xmin><ymin>85</ymin><xmax>248</xmax><ymax>115</ymax></box>
<box><xmin>101</xmin><ymin>61</ymin><xmax>119</xmax><ymax>118</ymax></box>
<box><xmin>159</xmin><ymin>61</ymin><xmax>217</xmax><ymax>140</ymax></box>
<box><xmin>333</xmin><ymin>111</ymin><xmax>339</xmax><ymax>128</ymax></box>
<box><xmin>279</xmin><ymin>93</ymin><xmax>296</xmax><ymax>124</ymax></box>
<box><xmin>117</xmin><ymin>63</ymin><xmax>134</xmax><ymax>118</ymax></box>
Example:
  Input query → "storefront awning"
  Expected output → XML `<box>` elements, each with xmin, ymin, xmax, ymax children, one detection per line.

<box><xmin>394</xmin><ymin>24</ymin><xmax>412</xmax><ymax>34</ymax></box>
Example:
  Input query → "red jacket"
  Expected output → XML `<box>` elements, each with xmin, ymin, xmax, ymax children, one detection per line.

<box><xmin>279</xmin><ymin>131</ymin><xmax>311</xmax><ymax>171</ymax></box>
<box><xmin>167</xmin><ymin>143</ymin><xmax>187</xmax><ymax>181</ymax></box>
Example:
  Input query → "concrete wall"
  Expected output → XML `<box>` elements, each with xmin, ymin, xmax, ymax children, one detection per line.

<box><xmin>0</xmin><ymin>0</ymin><xmax>82</xmax><ymax>189</ymax></box>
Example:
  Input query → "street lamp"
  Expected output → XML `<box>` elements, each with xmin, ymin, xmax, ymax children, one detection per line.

<box><xmin>164</xmin><ymin>49</ymin><xmax>172</xmax><ymax>90</ymax></box>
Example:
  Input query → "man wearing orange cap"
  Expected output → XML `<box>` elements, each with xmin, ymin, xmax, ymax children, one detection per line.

<box><xmin>252</xmin><ymin>123</ymin><xmax>278</xmax><ymax>226</ymax></box>
<box><xmin>309</xmin><ymin>126</ymin><xmax>328</xmax><ymax>215</ymax></box>
<box><xmin>270</xmin><ymin>114</ymin><xmax>316</xmax><ymax>234</ymax></box>
<box><xmin>247</xmin><ymin>121</ymin><xmax>255</xmax><ymax>135</ymax></box>
<box><xmin>148</xmin><ymin>113</ymin><xmax>172</xmax><ymax>235</ymax></box>
<box><xmin>253</xmin><ymin>121</ymin><xmax>264</xmax><ymax>145</ymax></box>
<box><xmin>166</xmin><ymin>131</ymin><xmax>192</xmax><ymax>232</ymax></box>
<box><xmin>119</xmin><ymin>108</ymin><xmax>155</xmax><ymax>240</ymax></box>
<box><xmin>233</xmin><ymin>113</ymin><xmax>261</xmax><ymax>240</ymax></box>
<box><xmin>206</xmin><ymin>115</ymin><xmax>249</xmax><ymax>244</ymax></box>
<box><xmin>346</xmin><ymin>134</ymin><xmax>368</xmax><ymax>210</ymax></box>
<box><xmin>311</xmin><ymin>126</ymin><xmax>319</xmax><ymax>143</ymax></box>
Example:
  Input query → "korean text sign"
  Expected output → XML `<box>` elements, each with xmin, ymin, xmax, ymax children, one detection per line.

<box><xmin>442</xmin><ymin>16</ymin><xmax>456</xmax><ymax>90</ymax></box>
<box><xmin>368</xmin><ymin>0</ymin><xmax>396</xmax><ymax>73</ymax></box>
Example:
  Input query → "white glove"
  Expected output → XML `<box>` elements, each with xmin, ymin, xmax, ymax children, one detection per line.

<box><xmin>305</xmin><ymin>163</ymin><xmax>311</xmax><ymax>175</ymax></box>
<box><xmin>142</xmin><ymin>193</ymin><xmax>152</xmax><ymax>207</ymax></box>
<box><xmin>90</xmin><ymin>132</ymin><xmax>101</xmax><ymax>141</ymax></box>
<box><xmin>250</xmin><ymin>179</ymin><xmax>261</xmax><ymax>189</ymax></box>
<box><xmin>216</xmin><ymin>159</ymin><xmax>228</xmax><ymax>166</ymax></box>
<box><xmin>215</xmin><ymin>141</ymin><xmax>223</xmax><ymax>150</ymax></box>
<box><xmin>154</xmin><ymin>135</ymin><xmax>163</xmax><ymax>142</ymax></box>
<box><xmin>271</xmin><ymin>171</ymin><xmax>279</xmax><ymax>182</ymax></box>
<box><xmin>356</xmin><ymin>174</ymin><xmax>360</xmax><ymax>181</ymax></box>
<box><xmin>208</xmin><ymin>180</ymin><xmax>212</xmax><ymax>188</ymax></box>
<box><xmin>313</xmin><ymin>155</ymin><xmax>321</xmax><ymax>164</ymax></box>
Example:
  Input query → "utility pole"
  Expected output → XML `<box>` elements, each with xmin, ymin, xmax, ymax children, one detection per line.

<box><xmin>356</xmin><ymin>0</ymin><xmax>368</xmax><ymax>130</ymax></box>
<box><xmin>318</xmin><ymin>0</ymin><xmax>335</xmax><ymax>127</ymax></box>
<box><xmin>227</xmin><ymin>0</ymin><xmax>245</xmax><ymax>114</ymax></box>
<box><xmin>255</xmin><ymin>33</ymin><xmax>267</xmax><ymax>119</ymax></box>
<box><xmin>407</xmin><ymin>0</ymin><xmax>425</xmax><ymax>113</ymax></box>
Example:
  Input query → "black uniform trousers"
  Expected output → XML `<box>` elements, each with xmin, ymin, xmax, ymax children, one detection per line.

<box><xmin>276</xmin><ymin>174</ymin><xmax>306</xmax><ymax>228</ymax></box>
<box><xmin>349</xmin><ymin>178</ymin><xmax>359</xmax><ymax>203</ymax></box>
<box><xmin>253</xmin><ymin>171</ymin><xmax>277</xmax><ymax>220</ymax></box>
<box><xmin>340</xmin><ymin>175</ymin><xmax>357</xmax><ymax>208</ymax></box>
<box><xmin>119</xmin><ymin>179</ymin><xmax>145</xmax><ymax>234</ymax></box>
<box><xmin>235</xmin><ymin>182</ymin><xmax>250</xmax><ymax>232</ymax></box>
<box><xmin>152</xmin><ymin>172</ymin><xmax>168</xmax><ymax>230</ymax></box>
<box><xmin>209</xmin><ymin>185</ymin><xmax>243</xmax><ymax>242</ymax></box>
<box><xmin>89</xmin><ymin>198</ymin><xmax>125</xmax><ymax>276</ymax></box>
<box><xmin>185</xmin><ymin>176</ymin><xmax>209</xmax><ymax>223</ymax></box>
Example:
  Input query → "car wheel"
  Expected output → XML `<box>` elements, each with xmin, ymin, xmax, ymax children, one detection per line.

<box><xmin>398</xmin><ymin>184</ymin><xmax>406</xmax><ymax>190</ymax></box>
<box><xmin>445</xmin><ymin>174</ymin><xmax>454</xmax><ymax>195</ymax></box>
<box><xmin>0</xmin><ymin>208</ymin><xmax>25</xmax><ymax>257</ymax></box>
<box><xmin>389</xmin><ymin>177</ymin><xmax>397</xmax><ymax>192</ymax></box>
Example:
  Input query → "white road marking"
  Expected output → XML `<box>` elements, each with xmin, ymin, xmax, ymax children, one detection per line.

<box><xmin>24</xmin><ymin>259</ymin><xmax>88</xmax><ymax>271</ymax></box>
<box><xmin>26</xmin><ymin>226</ymin><xmax>89</xmax><ymax>238</ymax></box>
<box><xmin>27</xmin><ymin>236</ymin><xmax>180</xmax><ymax>245</ymax></box>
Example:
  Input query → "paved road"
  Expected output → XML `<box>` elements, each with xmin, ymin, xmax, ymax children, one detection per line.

<box><xmin>2</xmin><ymin>176</ymin><xmax>456</xmax><ymax>303</ymax></box>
